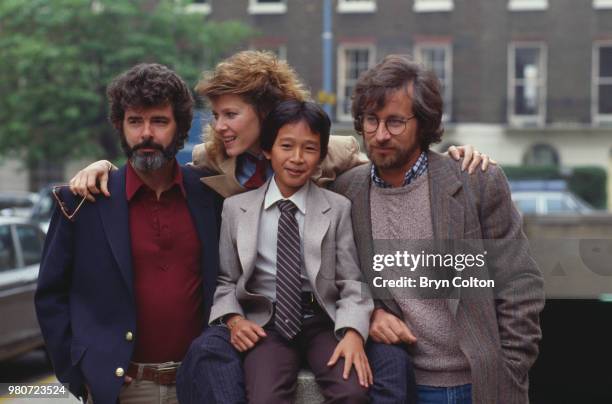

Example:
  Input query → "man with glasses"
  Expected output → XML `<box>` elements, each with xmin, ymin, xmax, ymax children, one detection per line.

<box><xmin>331</xmin><ymin>55</ymin><xmax>544</xmax><ymax>404</ymax></box>
<box><xmin>35</xmin><ymin>63</ymin><xmax>222</xmax><ymax>404</ymax></box>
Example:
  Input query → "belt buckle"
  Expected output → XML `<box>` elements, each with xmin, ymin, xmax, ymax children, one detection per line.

<box><xmin>152</xmin><ymin>366</ymin><xmax>177</xmax><ymax>385</ymax></box>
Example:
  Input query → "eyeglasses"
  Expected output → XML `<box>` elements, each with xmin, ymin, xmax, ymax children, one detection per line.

<box><xmin>361</xmin><ymin>115</ymin><xmax>415</xmax><ymax>136</ymax></box>
<box><xmin>52</xmin><ymin>185</ymin><xmax>87</xmax><ymax>221</ymax></box>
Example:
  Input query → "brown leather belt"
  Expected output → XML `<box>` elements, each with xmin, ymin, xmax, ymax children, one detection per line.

<box><xmin>127</xmin><ymin>363</ymin><xmax>178</xmax><ymax>385</ymax></box>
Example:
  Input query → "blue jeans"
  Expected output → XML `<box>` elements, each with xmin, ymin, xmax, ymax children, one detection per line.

<box><xmin>366</xmin><ymin>342</ymin><xmax>417</xmax><ymax>404</ymax></box>
<box><xmin>417</xmin><ymin>384</ymin><xmax>472</xmax><ymax>404</ymax></box>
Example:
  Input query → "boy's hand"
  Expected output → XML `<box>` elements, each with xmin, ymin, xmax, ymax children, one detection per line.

<box><xmin>369</xmin><ymin>308</ymin><xmax>417</xmax><ymax>345</ymax></box>
<box><xmin>227</xmin><ymin>315</ymin><xmax>267</xmax><ymax>352</ymax></box>
<box><xmin>327</xmin><ymin>329</ymin><xmax>372</xmax><ymax>388</ymax></box>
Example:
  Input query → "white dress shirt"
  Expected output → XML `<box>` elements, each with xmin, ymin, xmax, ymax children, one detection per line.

<box><xmin>249</xmin><ymin>176</ymin><xmax>312</xmax><ymax>301</ymax></box>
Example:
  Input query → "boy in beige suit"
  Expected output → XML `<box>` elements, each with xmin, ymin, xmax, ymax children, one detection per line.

<box><xmin>209</xmin><ymin>100</ymin><xmax>374</xmax><ymax>403</ymax></box>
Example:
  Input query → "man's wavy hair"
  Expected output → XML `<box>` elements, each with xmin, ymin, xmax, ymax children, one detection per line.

<box><xmin>107</xmin><ymin>63</ymin><xmax>194</xmax><ymax>151</ymax></box>
<box><xmin>351</xmin><ymin>54</ymin><xmax>444</xmax><ymax>151</ymax></box>
<box><xmin>195</xmin><ymin>50</ymin><xmax>309</xmax><ymax>159</ymax></box>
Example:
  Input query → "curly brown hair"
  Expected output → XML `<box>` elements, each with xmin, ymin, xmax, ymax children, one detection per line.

<box><xmin>195</xmin><ymin>50</ymin><xmax>310</xmax><ymax>159</ymax></box>
<box><xmin>351</xmin><ymin>54</ymin><xmax>443</xmax><ymax>151</ymax></box>
<box><xmin>107</xmin><ymin>63</ymin><xmax>194</xmax><ymax>153</ymax></box>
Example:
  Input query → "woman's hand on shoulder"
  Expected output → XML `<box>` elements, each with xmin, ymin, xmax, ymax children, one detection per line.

<box><xmin>69</xmin><ymin>160</ymin><xmax>115</xmax><ymax>202</ymax></box>
<box><xmin>447</xmin><ymin>144</ymin><xmax>497</xmax><ymax>174</ymax></box>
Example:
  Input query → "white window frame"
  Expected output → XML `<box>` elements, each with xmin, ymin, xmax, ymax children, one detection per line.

<box><xmin>592</xmin><ymin>41</ymin><xmax>612</xmax><ymax>125</ymax></box>
<box><xmin>413</xmin><ymin>0</ymin><xmax>454</xmax><ymax>13</ymax></box>
<box><xmin>336</xmin><ymin>44</ymin><xmax>376</xmax><ymax>122</ymax></box>
<box><xmin>337</xmin><ymin>0</ymin><xmax>377</xmax><ymax>13</ymax></box>
<box><xmin>186</xmin><ymin>0</ymin><xmax>211</xmax><ymax>14</ymax></box>
<box><xmin>508</xmin><ymin>0</ymin><xmax>548</xmax><ymax>11</ymax></box>
<box><xmin>248</xmin><ymin>0</ymin><xmax>287</xmax><ymax>15</ymax></box>
<box><xmin>414</xmin><ymin>42</ymin><xmax>453</xmax><ymax>122</ymax></box>
<box><xmin>508</xmin><ymin>42</ymin><xmax>547</xmax><ymax>127</ymax></box>
<box><xmin>593</xmin><ymin>0</ymin><xmax>612</xmax><ymax>9</ymax></box>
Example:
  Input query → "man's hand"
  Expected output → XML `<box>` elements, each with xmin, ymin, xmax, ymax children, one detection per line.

<box><xmin>369</xmin><ymin>308</ymin><xmax>417</xmax><ymax>345</ymax></box>
<box><xmin>227</xmin><ymin>315</ymin><xmax>267</xmax><ymax>352</ymax></box>
<box><xmin>327</xmin><ymin>329</ymin><xmax>372</xmax><ymax>388</ymax></box>
<box><xmin>447</xmin><ymin>144</ymin><xmax>497</xmax><ymax>173</ymax></box>
<box><xmin>69</xmin><ymin>160</ymin><xmax>114</xmax><ymax>202</ymax></box>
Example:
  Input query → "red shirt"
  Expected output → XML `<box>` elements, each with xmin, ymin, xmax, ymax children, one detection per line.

<box><xmin>126</xmin><ymin>161</ymin><xmax>202</xmax><ymax>363</ymax></box>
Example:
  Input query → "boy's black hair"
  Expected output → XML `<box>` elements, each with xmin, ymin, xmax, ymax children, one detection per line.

<box><xmin>260</xmin><ymin>100</ymin><xmax>331</xmax><ymax>160</ymax></box>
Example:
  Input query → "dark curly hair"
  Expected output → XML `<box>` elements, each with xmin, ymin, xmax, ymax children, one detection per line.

<box><xmin>107</xmin><ymin>63</ymin><xmax>194</xmax><ymax>152</ymax></box>
<box><xmin>351</xmin><ymin>54</ymin><xmax>443</xmax><ymax>151</ymax></box>
<box><xmin>260</xmin><ymin>100</ymin><xmax>330</xmax><ymax>161</ymax></box>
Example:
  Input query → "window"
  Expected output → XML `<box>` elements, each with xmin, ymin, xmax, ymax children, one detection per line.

<box><xmin>508</xmin><ymin>43</ymin><xmax>547</xmax><ymax>126</ymax></box>
<box><xmin>593</xmin><ymin>42</ymin><xmax>612</xmax><ymax>124</ymax></box>
<box><xmin>413</xmin><ymin>0</ymin><xmax>454</xmax><ymax>12</ymax></box>
<box><xmin>186</xmin><ymin>0</ymin><xmax>211</xmax><ymax>14</ymax></box>
<box><xmin>337</xmin><ymin>0</ymin><xmax>377</xmax><ymax>13</ymax></box>
<box><xmin>248</xmin><ymin>0</ymin><xmax>286</xmax><ymax>14</ymax></box>
<box><xmin>0</xmin><ymin>225</ymin><xmax>16</xmax><ymax>272</ymax></box>
<box><xmin>593</xmin><ymin>0</ymin><xmax>612</xmax><ymax>9</ymax></box>
<box><xmin>523</xmin><ymin>143</ymin><xmax>559</xmax><ymax>166</ymax></box>
<box><xmin>15</xmin><ymin>225</ymin><xmax>43</xmax><ymax>267</ymax></box>
<box><xmin>415</xmin><ymin>42</ymin><xmax>453</xmax><ymax>121</ymax></box>
<box><xmin>508</xmin><ymin>0</ymin><xmax>548</xmax><ymax>11</ymax></box>
<box><xmin>336</xmin><ymin>44</ymin><xmax>375</xmax><ymax>121</ymax></box>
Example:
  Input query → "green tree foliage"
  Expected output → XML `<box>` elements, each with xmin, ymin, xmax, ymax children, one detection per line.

<box><xmin>0</xmin><ymin>0</ymin><xmax>251</xmax><ymax>167</ymax></box>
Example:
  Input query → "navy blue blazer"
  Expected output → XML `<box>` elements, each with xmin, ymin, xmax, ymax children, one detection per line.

<box><xmin>35</xmin><ymin>165</ymin><xmax>222</xmax><ymax>404</ymax></box>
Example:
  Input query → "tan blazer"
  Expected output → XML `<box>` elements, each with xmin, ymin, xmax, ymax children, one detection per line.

<box><xmin>191</xmin><ymin>135</ymin><xmax>367</xmax><ymax>198</ymax></box>
<box><xmin>209</xmin><ymin>178</ymin><xmax>373</xmax><ymax>341</ymax></box>
<box><xmin>331</xmin><ymin>151</ymin><xmax>544</xmax><ymax>404</ymax></box>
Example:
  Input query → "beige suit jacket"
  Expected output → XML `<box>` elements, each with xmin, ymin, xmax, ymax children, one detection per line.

<box><xmin>331</xmin><ymin>151</ymin><xmax>544</xmax><ymax>404</ymax></box>
<box><xmin>209</xmin><ymin>178</ymin><xmax>373</xmax><ymax>341</ymax></box>
<box><xmin>191</xmin><ymin>135</ymin><xmax>367</xmax><ymax>198</ymax></box>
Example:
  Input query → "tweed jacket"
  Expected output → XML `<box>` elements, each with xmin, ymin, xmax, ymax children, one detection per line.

<box><xmin>331</xmin><ymin>151</ymin><xmax>544</xmax><ymax>404</ymax></box>
<box><xmin>209</xmin><ymin>178</ymin><xmax>373</xmax><ymax>341</ymax></box>
<box><xmin>191</xmin><ymin>135</ymin><xmax>367</xmax><ymax>198</ymax></box>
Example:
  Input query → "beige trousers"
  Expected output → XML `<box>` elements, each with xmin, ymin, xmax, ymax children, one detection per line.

<box><xmin>86</xmin><ymin>381</ymin><xmax>177</xmax><ymax>404</ymax></box>
<box><xmin>86</xmin><ymin>361</ymin><xmax>179</xmax><ymax>404</ymax></box>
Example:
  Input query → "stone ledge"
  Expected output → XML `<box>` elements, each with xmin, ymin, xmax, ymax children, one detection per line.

<box><xmin>296</xmin><ymin>369</ymin><xmax>324</xmax><ymax>403</ymax></box>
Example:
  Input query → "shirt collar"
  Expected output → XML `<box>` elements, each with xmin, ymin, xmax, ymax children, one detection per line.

<box><xmin>126</xmin><ymin>159</ymin><xmax>186</xmax><ymax>201</ymax></box>
<box><xmin>263</xmin><ymin>175</ymin><xmax>308</xmax><ymax>215</ymax></box>
<box><xmin>371</xmin><ymin>151</ymin><xmax>428</xmax><ymax>188</ymax></box>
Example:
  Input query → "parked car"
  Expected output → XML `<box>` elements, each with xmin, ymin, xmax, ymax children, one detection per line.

<box><xmin>510</xmin><ymin>180</ymin><xmax>595</xmax><ymax>215</ymax></box>
<box><xmin>0</xmin><ymin>217</ymin><xmax>46</xmax><ymax>361</ymax></box>
<box><xmin>0</xmin><ymin>191</ymin><xmax>39</xmax><ymax>218</ymax></box>
<box><xmin>30</xmin><ymin>185</ymin><xmax>58</xmax><ymax>233</ymax></box>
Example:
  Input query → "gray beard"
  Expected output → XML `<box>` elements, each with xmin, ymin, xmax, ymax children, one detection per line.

<box><xmin>129</xmin><ymin>151</ymin><xmax>169</xmax><ymax>172</ymax></box>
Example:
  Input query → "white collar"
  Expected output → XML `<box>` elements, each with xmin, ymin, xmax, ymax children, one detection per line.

<box><xmin>263</xmin><ymin>175</ymin><xmax>309</xmax><ymax>215</ymax></box>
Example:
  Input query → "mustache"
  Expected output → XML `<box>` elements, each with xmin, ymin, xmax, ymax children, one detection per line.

<box><xmin>131</xmin><ymin>139</ymin><xmax>165</xmax><ymax>153</ymax></box>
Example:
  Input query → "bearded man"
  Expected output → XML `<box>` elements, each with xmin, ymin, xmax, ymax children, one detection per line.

<box><xmin>35</xmin><ymin>63</ymin><xmax>222</xmax><ymax>404</ymax></box>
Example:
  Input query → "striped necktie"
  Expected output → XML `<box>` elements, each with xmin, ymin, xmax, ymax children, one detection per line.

<box><xmin>275</xmin><ymin>199</ymin><xmax>303</xmax><ymax>339</ymax></box>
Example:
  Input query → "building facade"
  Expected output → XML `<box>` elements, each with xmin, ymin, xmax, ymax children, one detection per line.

<box><xmin>191</xmin><ymin>0</ymin><xmax>612</xmax><ymax>209</ymax></box>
